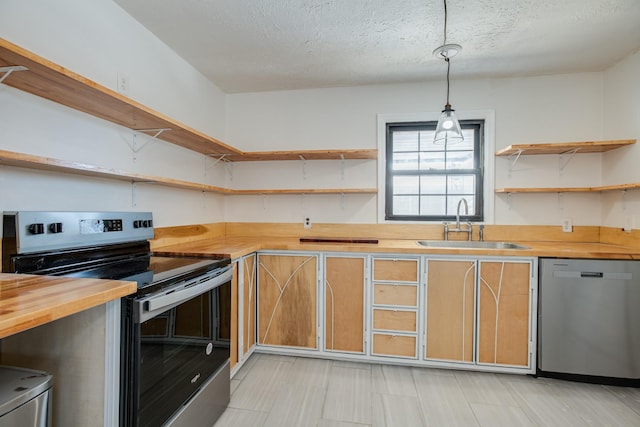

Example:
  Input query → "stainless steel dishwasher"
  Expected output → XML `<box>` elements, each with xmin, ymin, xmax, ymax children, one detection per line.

<box><xmin>538</xmin><ymin>258</ymin><xmax>640</xmax><ymax>384</ymax></box>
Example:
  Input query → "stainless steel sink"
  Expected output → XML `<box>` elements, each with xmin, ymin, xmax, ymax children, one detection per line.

<box><xmin>416</xmin><ymin>240</ymin><xmax>530</xmax><ymax>250</ymax></box>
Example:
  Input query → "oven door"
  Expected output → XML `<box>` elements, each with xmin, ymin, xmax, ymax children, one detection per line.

<box><xmin>121</xmin><ymin>266</ymin><xmax>232</xmax><ymax>427</ymax></box>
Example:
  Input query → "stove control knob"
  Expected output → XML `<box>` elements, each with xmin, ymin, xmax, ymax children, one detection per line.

<box><xmin>49</xmin><ymin>222</ymin><xmax>63</xmax><ymax>233</ymax></box>
<box><xmin>28</xmin><ymin>223</ymin><xmax>45</xmax><ymax>235</ymax></box>
<box><xmin>134</xmin><ymin>219</ymin><xmax>152</xmax><ymax>228</ymax></box>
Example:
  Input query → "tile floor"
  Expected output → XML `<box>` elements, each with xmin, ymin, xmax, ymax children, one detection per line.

<box><xmin>214</xmin><ymin>353</ymin><xmax>640</xmax><ymax>427</ymax></box>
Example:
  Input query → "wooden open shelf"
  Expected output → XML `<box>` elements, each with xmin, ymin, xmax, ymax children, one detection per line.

<box><xmin>496</xmin><ymin>139</ymin><xmax>639</xmax><ymax>196</ymax></box>
<box><xmin>0</xmin><ymin>38</ymin><xmax>239</xmax><ymax>157</ymax></box>
<box><xmin>0</xmin><ymin>149</ymin><xmax>377</xmax><ymax>196</ymax></box>
<box><xmin>496</xmin><ymin>183</ymin><xmax>640</xmax><ymax>194</ymax></box>
<box><xmin>496</xmin><ymin>187</ymin><xmax>592</xmax><ymax>194</ymax></box>
<box><xmin>226</xmin><ymin>149</ymin><xmax>378</xmax><ymax>162</ymax></box>
<box><xmin>495</xmin><ymin>139</ymin><xmax>635</xmax><ymax>156</ymax></box>
<box><xmin>0</xmin><ymin>38</ymin><xmax>377</xmax><ymax>162</ymax></box>
<box><xmin>0</xmin><ymin>149</ymin><xmax>229</xmax><ymax>193</ymax></box>
<box><xmin>228</xmin><ymin>188</ymin><xmax>378</xmax><ymax>195</ymax></box>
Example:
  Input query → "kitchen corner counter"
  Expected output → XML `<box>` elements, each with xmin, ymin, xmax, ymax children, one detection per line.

<box><xmin>152</xmin><ymin>236</ymin><xmax>640</xmax><ymax>260</ymax></box>
<box><xmin>0</xmin><ymin>273</ymin><xmax>136</xmax><ymax>339</ymax></box>
<box><xmin>152</xmin><ymin>237</ymin><xmax>264</xmax><ymax>259</ymax></box>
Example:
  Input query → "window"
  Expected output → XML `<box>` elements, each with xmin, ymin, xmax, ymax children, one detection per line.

<box><xmin>385</xmin><ymin>120</ymin><xmax>484</xmax><ymax>221</ymax></box>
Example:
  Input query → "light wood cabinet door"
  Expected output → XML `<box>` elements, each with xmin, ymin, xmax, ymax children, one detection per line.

<box><xmin>258</xmin><ymin>254</ymin><xmax>318</xmax><ymax>349</ymax></box>
<box><xmin>325</xmin><ymin>256</ymin><xmax>365</xmax><ymax>353</ymax></box>
<box><xmin>242</xmin><ymin>254</ymin><xmax>257</xmax><ymax>356</ymax></box>
<box><xmin>478</xmin><ymin>261</ymin><xmax>531</xmax><ymax>367</ymax></box>
<box><xmin>425</xmin><ymin>259</ymin><xmax>476</xmax><ymax>362</ymax></box>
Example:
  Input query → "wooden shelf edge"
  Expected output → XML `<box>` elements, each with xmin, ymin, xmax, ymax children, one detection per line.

<box><xmin>495</xmin><ymin>139</ymin><xmax>636</xmax><ymax>156</ymax></box>
<box><xmin>227</xmin><ymin>149</ymin><xmax>378</xmax><ymax>162</ymax></box>
<box><xmin>496</xmin><ymin>183</ymin><xmax>640</xmax><ymax>194</ymax></box>
<box><xmin>593</xmin><ymin>183</ymin><xmax>640</xmax><ymax>192</ymax></box>
<box><xmin>227</xmin><ymin>188</ymin><xmax>379</xmax><ymax>195</ymax></box>
<box><xmin>495</xmin><ymin>187</ymin><xmax>594</xmax><ymax>193</ymax></box>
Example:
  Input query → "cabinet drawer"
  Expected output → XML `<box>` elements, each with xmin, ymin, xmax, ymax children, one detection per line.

<box><xmin>373</xmin><ymin>284</ymin><xmax>418</xmax><ymax>306</ymax></box>
<box><xmin>372</xmin><ymin>333</ymin><xmax>417</xmax><ymax>358</ymax></box>
<box><xmin>373</xmin><ymin>259</ymin><xmax>419</xmax><ymax>282</ymax></box>
<box><xmin>373</xmin><ymin>309</ymin><xmax>417</xmax><ymax>332</ymax></box>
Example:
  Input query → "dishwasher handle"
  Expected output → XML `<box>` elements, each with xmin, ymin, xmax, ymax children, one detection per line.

<box><xmin>580</xmin><ymin>271</ymin><xmax>603</xmax><ymax>278</ymax></box>
<box><xmin>552</xmin><ymin>270</ymin><xmax>632</xmax><ymax>280</ymax></box>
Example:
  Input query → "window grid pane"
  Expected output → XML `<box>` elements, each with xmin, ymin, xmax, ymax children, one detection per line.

<box><xmin>386</xmin><ymin>120</ymin><xmax>484</xmax><ymax>221</ymax></box>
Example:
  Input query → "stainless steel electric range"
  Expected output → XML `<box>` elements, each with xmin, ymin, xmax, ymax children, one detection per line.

<box><xmin>2</xmin><ymin>211</ymin><xmax>232</xmax><ymax>427</ymax></box>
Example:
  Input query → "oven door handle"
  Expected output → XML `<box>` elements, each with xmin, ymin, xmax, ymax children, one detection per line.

<box><xmin>143</xmin><ymin>267</ymin><xmax>232</xmax><ymax>316</ymax></box>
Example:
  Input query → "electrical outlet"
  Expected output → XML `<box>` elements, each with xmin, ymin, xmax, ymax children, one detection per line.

<box><xmin>562</xmin><ymin>218</ymin><xmax>573</xmax><ymax>233</ymax></box>
<box><xmin>303</xmin><ymin>217</ymin><xmax>312</xmax><ymax>229</ymax></box>
<box><xmin>623</xmin><ymin>216</ymin><xmax>634</xmax><ymax>233</ymax></box>
<box><xmin>117</xmin><ymin>72</ymin><xmax>129</xmax><ymax>95</ymax></box>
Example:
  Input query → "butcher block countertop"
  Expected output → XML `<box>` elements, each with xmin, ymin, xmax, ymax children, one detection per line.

<box><xmin>0</xmin><ymin>273</ymin><xmax>136</xmax><ymax>339</ymax></box>
<box><xmin>153</xmin><ymin>236</ymin><xmax>640</xmax><ymax>260</ymax></box>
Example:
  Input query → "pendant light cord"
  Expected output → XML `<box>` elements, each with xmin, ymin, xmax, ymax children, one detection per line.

<box><xmin>443</xmin><ymin>0</ymin><xmax>451</xmax><ymax>107</ymax></box>
<box><xmin>445</xmin><ymin>57</ymin><xmax>451</xmax><ymax>107</ymax></box>
<box><xmin>443</xmin><ymin>0</ymin><xmax>448</xmax><ymax>46</ymax></box>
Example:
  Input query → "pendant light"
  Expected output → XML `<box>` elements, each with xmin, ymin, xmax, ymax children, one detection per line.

<box><xmin>433</xmin><ymin>0</ymin><xmax>464</xmax><ymax>145</ymax></box>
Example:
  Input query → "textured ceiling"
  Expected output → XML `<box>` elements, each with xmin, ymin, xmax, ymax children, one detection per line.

<box><xmin>114</xmin><ymin>0</ymin><xmax>640</xmax><ymax>93</ymax></box>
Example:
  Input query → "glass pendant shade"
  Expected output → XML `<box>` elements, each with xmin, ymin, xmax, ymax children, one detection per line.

<box><xmin>433</xmin><ymin>104</ymin><xmax>464</xmax><ymax>145</ymax></box>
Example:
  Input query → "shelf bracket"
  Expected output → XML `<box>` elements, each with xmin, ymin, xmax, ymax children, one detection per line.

<box><xmin>204</xmin><ymin>154</ymin><xmax>230</xmax><ymax>178</ymax></box>
<box><xmin>340</xmin><ymin>192</ymin><xmax>346</xmax><ymax>210</ymax></box>
<box><xmin>340</xmin><ymin>154</ymin><xmax>345</xmax><ymax>181</ymax></box>
<box><xmin>622</xmin><ymin>189</ymin><xmax>628</xmax><ymax>210</ymax></box>
<box><xmin>507</xmin><ymin>192</ymin><xmax>512</xmax><ymax>210</ymax></box>
<box><xmin>128</xmin><ymin>134</ymin><xmax>145</xmax><ymax>162</ymax></box>
<box><xmin>135</xmin><ymin>128</ymin><xmax>171</xmax><ymax>139</ymax></box>
<box><xmin>507</xmin><ymin>150</ymin><xmax>524</xmax><ymax>177</ymax></box>
<box><xmin>0</xmin><ymin>66</ymin><xmax>29</xmax><ymax>84</ymax></box>
<box><xmin>262</xmin><ymin>194</ymin><xmax>268</xmax><ymax>210</ymax></box>
<box><xmin>559</xmin><ymin>149</ymin><xmax>579</xmax><ymax>175</ymax></box>
<box><xmin>206</xmin><ymin>154</ymin><xmax>228</xmax><ymax>167</ymax></box>
<box><xmin>126</xmin><ymin>129</ymin><xmax>169</xmax><ymax>162</ymax></box>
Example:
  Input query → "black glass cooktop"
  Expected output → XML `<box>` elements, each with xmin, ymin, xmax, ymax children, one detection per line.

<box><xmin>63</xmin><ymin>255</ymin><xmax>230</xmax><ymax>295</ymax></box>
<box><xmin>8</xmin><ymin>240</ymin><xmax>230</xmax><ymax>295</ymax></box>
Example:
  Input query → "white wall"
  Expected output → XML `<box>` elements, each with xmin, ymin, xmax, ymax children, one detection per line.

<box><xmin>226</xmin><ymin>73</ymin><xmax>606</xmax><ymax>225</ymax></box>
<box><xmin>1</xmin><ymin>0</ymin><xmax>636</xmax><ymax>229</ymax></box>
<box><xmin>601</xmin><ymin>49</ymin><xmax>640</xmax><ymax>229</ymax></box>
<box><xmin>0</xmin><ymin>0</ymin><xmax>228</xmax><ymax>226</ymax></box>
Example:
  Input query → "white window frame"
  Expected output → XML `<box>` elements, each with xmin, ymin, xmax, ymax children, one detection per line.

<box><xmin>376</xmin><ymin>110</ymin><xmax>495</xmax><ymax>224</ymax></box>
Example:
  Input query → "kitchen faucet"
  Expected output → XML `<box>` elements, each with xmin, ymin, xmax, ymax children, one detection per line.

<box><xmin>444</xmin><ymin>198</ymin><xmax>473</xmax><ymax>240</ymax></box>
<box><xmin>456</xmin><ymin>198</ymin><xmax>468</xmax><ymax>230</ymax></box>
